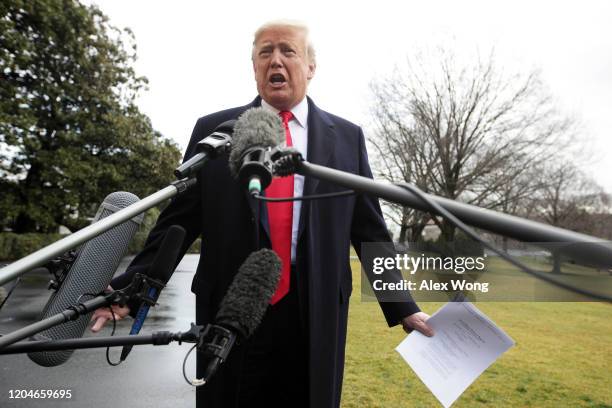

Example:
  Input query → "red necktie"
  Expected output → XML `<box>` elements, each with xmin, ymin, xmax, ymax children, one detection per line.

<box><xmin>267</xmin><ymin>111</ymin><xmax>294</xmax><ymax>305</ymax></box>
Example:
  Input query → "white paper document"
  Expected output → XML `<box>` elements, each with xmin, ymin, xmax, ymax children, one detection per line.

<box><xmin>396</xmin><ymin>302</ymin><xmax>515</xmax><ymax>408</ymax></box>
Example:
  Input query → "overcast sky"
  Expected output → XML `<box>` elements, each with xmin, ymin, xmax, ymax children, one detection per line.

<box><xmin>84</xmin><ymin>0</ymin><xmax>612</xmax><ymax>193</ymax></box>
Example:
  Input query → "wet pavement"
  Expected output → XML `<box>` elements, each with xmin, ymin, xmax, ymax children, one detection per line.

<box><xmin>0</xmin><ymin>255</ymin><xmax>200</xmax><ymax>407</ymax></box>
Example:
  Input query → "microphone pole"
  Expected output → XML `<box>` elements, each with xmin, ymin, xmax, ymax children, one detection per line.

<box><xmin>0</xmin><ymin>291</ymin><xmax>123</xmax><ymax>349</ymax></box>
<box><xmin>0</xmin><ymin>178</ymin><xmax>195</xmax><ymax>287</ymax></box>
<box><xmin>0</xmin><ymin>264</ymin><xmax>179</xmax><ymax>351</ymax></box>
<box><xmin>0</xmin><ymin>324</ymin><xmax>205</xmax><ymax>355</ymax></box>
<box><xmin>272</xmin><ymin>150</ymin><xmax>612</xmax><ymax>269</ymax></box>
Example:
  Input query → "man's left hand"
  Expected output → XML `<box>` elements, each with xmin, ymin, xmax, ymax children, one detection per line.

<box><xmin>401</xmin><ymin>312</ymin><xmax>434</xmax><ymax>337</ymax></box>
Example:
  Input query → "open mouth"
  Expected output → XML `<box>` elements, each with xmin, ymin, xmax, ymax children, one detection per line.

<box><xmin>269</xmin><ymin>73</ymin><xmax>287</xmax><ymax>86</ymax></box>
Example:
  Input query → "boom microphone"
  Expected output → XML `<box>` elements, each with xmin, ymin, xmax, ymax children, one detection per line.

<box><xmin>120</xmin><ymin>225</ymin><xmax>186</xmax><ymax>361</ymax></box>
<box><xmin>28</xmin><ymin>191</ymin><xmax>143</xmax><ymax>367</ymax></box>
<box><xmin>198</xmin><ymin>248</ymin><xmax>281</xmax><ymax>384</ymax></box>
<box><xmin>228</xmin><ymin>108</ymin><xmax>285</xmax><ymax>195</ymax></box>
<box><xmin>174</xmin><ymin>120</ymin><xmax>236</xmax><ymax>179</ymax></box>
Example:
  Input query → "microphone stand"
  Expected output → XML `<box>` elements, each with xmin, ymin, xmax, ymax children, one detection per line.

<box><xmin>0</xmin><ymin>321</ymin><xmax>231</xmax><ymax>386</ymax></box>
<box><xmin>0</xmin><ymin>273</ymin><xmax>165</xmax><ymax>350</ymax></box>
<box><xmin>0</xmin><ymin>292</ymin><xmax>121</xmax><ymax>350</ymax></box>
<box><xmin>0</xmin><ymin>323</ymin><xmax>205</xmax><ymax>355</ymax></box>
<box><xmin>0</xmin><ymin>178</ymin><xmax>196</xmax><ymax>287</ymax></box>
<box><xmin>271</xmin><ymin>149</ymin><xmax>612</xmax><ymax>269</ymax></box>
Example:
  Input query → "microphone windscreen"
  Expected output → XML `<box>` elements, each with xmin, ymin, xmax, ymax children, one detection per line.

<box><xmin>28</xmin><ymin>191</ymin><xmax>142</xmax><ymax>367</ymax></box>
<box><xmin>215</xmin><ymin>249</ymin><xmax>281</xmax><ymax>339</ymax></box>
<box><xmin>228</xmin><ymin>107</ymin><xmax>284</xmax><ymax>178</ymax></box>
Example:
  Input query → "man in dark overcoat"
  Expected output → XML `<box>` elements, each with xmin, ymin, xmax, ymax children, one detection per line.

<box><xmin>91</xmin><ymin>19</ymin><xmax>433</xmax><ymax>408</ymax></box>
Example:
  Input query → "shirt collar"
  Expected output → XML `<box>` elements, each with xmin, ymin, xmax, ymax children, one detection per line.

<box><xmin>261</xmin><ymin>97</ymin><xmax>309</xmax><ymax>129</ymax></box>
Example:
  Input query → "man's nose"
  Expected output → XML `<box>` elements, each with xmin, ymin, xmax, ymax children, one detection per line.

<box><xmin>270</xmin><ymin>49</ymin><xmax>284</xmax><ymax>68</ymax></box>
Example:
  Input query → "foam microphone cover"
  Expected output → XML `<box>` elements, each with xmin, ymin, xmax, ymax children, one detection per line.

<box><xmin>28</xmin><ymin>191</ymin><xmax>143</xmax><ymax>367</ymax></box>
<box><xmin>228</xmin><ymin>107</ymin><xmax>285</xmax><ymax>178</ymax></box>
<box><xmin>215</xmin><ymin>248</ymin><xmax>281</xmax><ymax>339</ymax></box>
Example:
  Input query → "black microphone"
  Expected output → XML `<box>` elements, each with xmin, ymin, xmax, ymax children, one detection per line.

<box><xmin>174</xmin><ymin>120</ymin><xmax>236</xmax><ymax>179</ymax></box>
<box><xmin>120</xmin><ymin>225</ymin><xmax>186</xmax><ymax>361</ymax></box>
<box><xmin>228</xmin><ymin>108</ymin><xmax>284</xmax><ymax>196</ymax></box>
<box><xmin>27</xmin><ymin>192</ymin><xmax>143</xmax><ymax>367</ymax></box>
<box><xmin>197</xmin><ymin>248</ymin><xmax>281</xmax><ymax>384</ymax></box>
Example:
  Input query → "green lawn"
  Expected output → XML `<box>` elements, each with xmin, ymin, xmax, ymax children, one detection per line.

<box><xmin>342</xmin><ymin>260</ymin><xmax>612</xmax><ymax>408</ymax></box>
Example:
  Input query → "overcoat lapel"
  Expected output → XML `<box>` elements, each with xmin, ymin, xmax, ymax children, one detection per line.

<box><xmin>297</xmin><ymin>97</ymin><xmax>336</xmax><ymax>242</ymax></box>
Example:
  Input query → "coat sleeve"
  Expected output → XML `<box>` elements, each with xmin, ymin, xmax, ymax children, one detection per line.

<box><xmin>109</xmin><ymin>119</ymin><xmax>207</xmax><ymax>312</ymax></box>
<box><xmin>349</xmin><ymin>127</ymin><xmax>421</xmax><ymax>327</ymax></box>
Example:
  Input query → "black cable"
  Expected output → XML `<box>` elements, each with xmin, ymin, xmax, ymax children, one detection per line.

<box><xmin>79</xmin><ymin>291</ymin><xmax>122</xmax><ymax>366</ymax></box>
<box><xmin>76</xmin><ymin>291</ymin><xmax>122</xmax><ymax>365</ymax></box>
<box><xmin>0</xmin><ymin>277</ymin><xmax>21</xmax><ymax>311</ymax></box>
<box><xmin>105</xmin><ymin>305</ymin><xmax>120</xmax><ymax>366</ymax></box>
<box><xmin>182</xmin><ymin>343</ymin><xmax>204</xmax><ymax>386</ymax></box>
<box><xmin>397</xmin><ymin>182</ymin><xmax>612</xmax><ymax>303</ymax></box>
<box><xmin>253</xmin><ymin>190</ymin><xmax>355</xmax><ymax>202</ymax></box>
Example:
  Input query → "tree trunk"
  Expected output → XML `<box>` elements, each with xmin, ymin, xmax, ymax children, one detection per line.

<box><xmin>551</xmin><ymin>251</ymin><xmax>562</xmax><ymax>274</ymax></box>
<box><xmin>410</xmin><ymin>223</ymin><xmax>426</xmax><ymax>242</ymax></box>
<box><xmin>399</xmin><ymin>224</ymin><xmax>408</xmax><ymax>243</ymax></box>
<box><xmin>440</xmin><ymin>221</ymin><xmax>456</xmax><ymax>242</ymax></box>
<box><xmin>13</xmin><ymin>212</ymin><xmax>37</xmax><ymax>234</ymax></box>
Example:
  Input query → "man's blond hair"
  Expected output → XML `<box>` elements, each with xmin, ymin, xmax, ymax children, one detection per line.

<box><xmin>252</xmin><ymin>20</ymin><xmax>316</xmax><ymax>64</ymax></box>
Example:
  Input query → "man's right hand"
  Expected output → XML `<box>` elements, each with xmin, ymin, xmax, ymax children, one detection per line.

<box><xmin>90</xmin><ymin>303</ymin><xmax>131</xmax><ymax>333</ymax></box>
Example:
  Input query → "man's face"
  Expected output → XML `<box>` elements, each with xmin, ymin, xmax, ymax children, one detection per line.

<box><xmin>252</xmin><ymin>27</ymin><xmax>316</xmax><ymax>111</ymax></box>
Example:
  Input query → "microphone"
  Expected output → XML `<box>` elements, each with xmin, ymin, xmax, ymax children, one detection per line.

<box><xmin>228</xmin><ymin>108</ymin><xmax>284</xmax><ymax>196</ymax></box>
<box><xmin>197</xmin><ymin>248</ymin><xmax>281</xmax><ymax>384</ymax></box>
<box><xmin>120</xmin><ymin>225</ymin><xmax>186</xmax><ymax>361</ymax></box>
<box><xmin>28</xmin><ymin>192</ymin><xmax>143</xmax><ymax>367</ymax></box>
<box><xmin>174</xmin><ymin>120</ymin><xmax>235</xmax><ymax>179</ymax></box>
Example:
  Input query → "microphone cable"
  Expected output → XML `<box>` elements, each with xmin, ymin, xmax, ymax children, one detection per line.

<box><xmin>0</xmin><ymin>276</ymin><xmax>21</xmax><ymax>312</ymax></box>
<box><xmin>182</xmin><ymin>343</ymin><xmax>203</xmax><ymax>387</ymax></box>
<box><xmin>79</xmin><ymin>291</ymin><xmax>122</xmax><ymax>366</ymax></box>
<box><xmin>255</xmin><ymin>195</ymin><xmax>261</xmax><ymax>250</ymax></box>
<box><xmin>0</xmin><ymin>254</ymin><xmax>74</xmax><ymax>313</ymax></box>
<box><xmin>105</xmin><ymin>305</ymin><xmax>120</xmax><ymax>366</ymax></box>
<box><xmin>253</xmin><ymin>190</ymin><xmax>356</xmax><ymax>202</ymax></box>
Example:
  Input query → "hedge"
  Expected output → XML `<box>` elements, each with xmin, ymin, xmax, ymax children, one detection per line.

<box><xmin>0</xmin><ymin>208</ymin><xmax>201</xmax><ymax>262</ymax></box>
<box><xmin>0</xmin><ymin>233</ymin><xmax>63</xmax><ymax>262</ymax></box>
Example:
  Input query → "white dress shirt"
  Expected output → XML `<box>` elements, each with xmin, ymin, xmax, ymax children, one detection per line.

<box><xmin>261</xmin><ymin>97</ymin><xmax>309</xmax><ymax>263</ymax></box>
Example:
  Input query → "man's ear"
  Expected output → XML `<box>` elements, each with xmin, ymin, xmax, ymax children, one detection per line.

<box><xmin>307</xmin><ymin>62</ymin><xmax>316</xmax><ymax>81</ymax></box>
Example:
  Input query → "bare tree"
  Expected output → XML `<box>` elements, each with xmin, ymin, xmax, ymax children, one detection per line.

<box><xmin>534</xmin><ymin>162</ymin><xmax>606</xmax><ymax>232</ymax></box>
<box><xmin>527</xmin><ymin>162</ymin><xmax>607</xmax><ymax>273</ymax></box>
<box><xmin>369</xmin><ymin>47</ymin><xmax>574</xmax><ymax>242</ymax></box>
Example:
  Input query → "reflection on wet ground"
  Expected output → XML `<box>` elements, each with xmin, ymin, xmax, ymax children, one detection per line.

<box><xmin>0</xmin><ymin>255</ymin><xmax>200</xmax><ymax>407</ymax></box>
